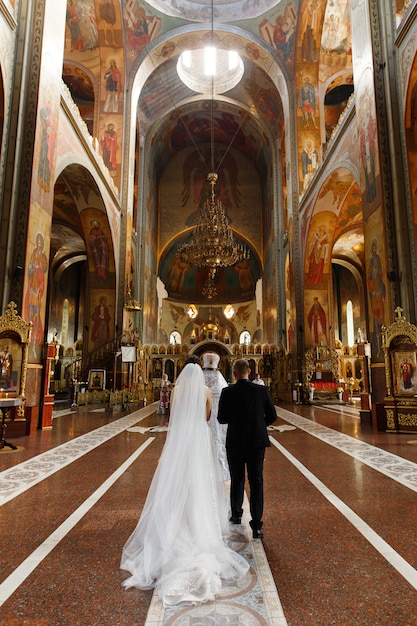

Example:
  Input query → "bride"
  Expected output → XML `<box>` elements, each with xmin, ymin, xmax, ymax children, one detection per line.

<box><xmin>120</xmin><ymin>362</ymin><xmax>249</xmax><ymax>606</ymax></box>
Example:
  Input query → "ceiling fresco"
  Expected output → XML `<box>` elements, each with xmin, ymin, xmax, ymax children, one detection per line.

<box><xmin>159</xmin><ymin>237</ymin><xmax>262</xmax><ymax>305</ymax></box>
<box><xmin>57</xmin><ymin>0</ymin><xmax>368</xmax><ymax>312</ymax></box>
<box><xmin>142</xmin><ymin>0</ymin><xmax>285</xmax><ymax>22</ymax></box>
<box><xmin>151</xmin><ymin>103</ymin><xmax>274</xmax><ymax>175</ymax></box>
<box><xmin>137</xmin><ymin>50</ymin><xmax>283</xmax><ymax>138</ymax></box>
<box><xmin>333</xmin><ymin>229</ymin><xmax>364</xmax><ymax>267</ymax></box>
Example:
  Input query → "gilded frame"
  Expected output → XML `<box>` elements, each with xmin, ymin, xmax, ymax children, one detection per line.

<box><xmin>381</xmin><ymin>307</ymin><xmax>417</xmax><ymax>398</ymax></box>
<box><xmin>0</xmin><ymin>302</ymin><xmax>32</xmax><ymax>416</ymax></box>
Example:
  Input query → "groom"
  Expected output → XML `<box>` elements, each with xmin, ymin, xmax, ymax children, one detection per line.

<box><xmin>217</xmin><ymin>358</ymin><xmax>276</xmax><ymax>539</ymax></box>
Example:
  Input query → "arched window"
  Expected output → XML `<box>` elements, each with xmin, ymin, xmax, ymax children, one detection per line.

<box><xmin>239</xmin><ymin>330</ymin><xmax>250</xmax><ymax>345</ymax></box>
<box><xmin>170</xmin><ymin>331</ymin><xmax>181</xmax><ymax>345</ymax></box>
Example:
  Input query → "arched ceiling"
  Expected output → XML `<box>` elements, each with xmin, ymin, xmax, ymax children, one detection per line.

<box><xmin>52</xmin><ymin>167</ymin><xmax>110</xmax><ymax>273</ymax></box>
<box><xmin>144</xmin><ymin>0</ymin><xmax>281</xmax><ymax>22</ymax></box>
<box><xmin>60</xmin><ymin>0</ymin><xmax>359</xmax><ymax>305</ymax></box>
<box><xmin>135</xmin><ymin>30</ymin><xmax>285</xmax><ymax>186</ymax></box>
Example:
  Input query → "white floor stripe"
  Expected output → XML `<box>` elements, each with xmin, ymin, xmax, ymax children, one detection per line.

<box><xmin>0</xmin><ymin>403</ymin><xmax>158</xmax><ymax>506</ymax></box>
<box><xmin>270</xmin><ymin>437</ymin><xmax>417</xmax><ymax>590</ymax></box>
<box><xmin>275</xmin><ymin>406</ymin><xmax>417</xmax><ymax>492</ymax></box>
<box><xmin>0</xmin><ymin>438</ymin><xmax>154</xmax><ymax>606</ymax></box>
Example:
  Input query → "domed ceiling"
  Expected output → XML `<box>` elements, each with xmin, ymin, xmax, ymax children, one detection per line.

<box><xmin>144</xmin><ymin>0</ymin><xmax>280</xmax><ymax>22</ymax></box>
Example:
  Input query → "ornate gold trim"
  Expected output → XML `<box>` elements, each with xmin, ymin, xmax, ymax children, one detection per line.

<box><xmin>397</xmin><ymin>412</ymin><xmax>417</xmax><ymax>427</ymax></box>
<box><xmin>0</xmin><ymin>302</ymin><xmax>32</xmax><ymax>417</ymax></box>
<box><xmin>385</xmin><ymin>408</ymin><xmax>396</xmax><ymax>430</ymax></box>
<box><xmin>302</xmin><ymin>346</ymin><xmax>339</xmax><ymax>386</ymax></box>
<box><xmin>381</xmin><ymin>307</ymin><xmax>417</xmax><ymax>397</ymax></box>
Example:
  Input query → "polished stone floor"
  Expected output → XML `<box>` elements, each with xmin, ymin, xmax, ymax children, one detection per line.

<box><xmin>0</xmin><ymin>399</ymin><xmax>417</xmax><ymax>625</ymax></box>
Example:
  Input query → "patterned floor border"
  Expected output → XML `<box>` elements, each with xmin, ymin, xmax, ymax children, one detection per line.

<box><xmin>144</xmin><ymin>496</ymin><xmax>287</xmax><ymax>626</ymax></box>
<box><xmin>275</xmin><ymin>406</ymin><xmax>417</xmax><ymax>492</ymax></box>
<box><xmin>0</xmin><ymin>403</ymin><xmax>158</xmax><ymax>506</ymax></box>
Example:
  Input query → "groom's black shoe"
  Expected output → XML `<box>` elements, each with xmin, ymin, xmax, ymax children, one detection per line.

<box><xmin>252</xmin><ymin>528</ymin><xmax>264</xmax><ymax>539</ymax></box>
<box><xmin>229</xmin><ymin>516</ymin><xmax>241</xmax><ymax>524</ymax></box>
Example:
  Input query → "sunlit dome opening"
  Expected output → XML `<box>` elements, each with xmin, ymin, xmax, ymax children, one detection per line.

<box><xmin>177</xmin><ymin>47</ymin><xmax>244</xmax><ymax>95</ymax></box>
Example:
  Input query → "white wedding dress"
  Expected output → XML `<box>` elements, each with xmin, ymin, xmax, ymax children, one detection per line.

<box><xmin>120</xmin><ymin>363</ymin><xmax>249</xmax><ymax>606</ymax></box>
<box><xmin>202</xmin><ymin>353</ymin><xmax>230</xmax><ymax>480</ymax></box>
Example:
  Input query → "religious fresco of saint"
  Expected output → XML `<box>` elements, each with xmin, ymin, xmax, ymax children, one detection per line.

<box><xmin>65</xmin><ymin>0</ymin><xmax>99</xmax><ymax>52</ymax></box>
<box><xmin>259</xmin><ymin>2</ymin><xmax>297</xmax><ymax>65</ymax></box>
<box><xmin>122</xmin><ymin>1</ymin><xmax>161</xmax><ymax>66</ymax></box>
<box><xmin>364</xmin><ymin>207</ymin><xmax>391</xmax><ymax>362</ymax></box>
<box><xmin>321</xmin><ymin>0</ymin><xmax>351</xmax><ymax>56</ymax></box>
<box><xmin>33</xmin><ymin>79</ymin><xmax>60</xmax><ymax>205</ymax></box>
<box><xmin>90</xmin><ymin>293</ymin><xmax>113</xmax><ymax>348</ymax></box>
<box><xmin>99</xmin><ymin>120</ymin><xmax>119</xmax><ymax>175</ymax></box>
<box><xmin>79</xmin><ymin>209</ymin><xmax>116</xmax><ymax>288</ymax></box>
<box><xmin>23</xmin><ymin>211</ymin><xmax>50</xmax><ymax>362</ymax></box>
<box><xmin>304</xmin><ymin>209</ymin><xmax>335</xmax><ymax>283</ymax></box>
<box><xmin>102</xmin><ymin>57</ymin><xmax>123</xmax><ymax>114</ymax></box>
<box><xmin>142</xmin><ymin>182</ymin><xmax>159</xmax><ymax>344</ymax></box>
<box><xmin>304</xmin><ymin>291</ymin><xmax>329</xmax><ymax>348</ymax></box>
<box><xmin>305</xmin><ymin>224</ymin><xmax>330</xmax><ymax>287</ymax></box>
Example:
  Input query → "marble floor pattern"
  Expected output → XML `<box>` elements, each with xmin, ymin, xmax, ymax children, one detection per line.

<box><xmin>0</xmin><ymin>399</ymin><xmax>416</xmax><ymax>624</ymax></box>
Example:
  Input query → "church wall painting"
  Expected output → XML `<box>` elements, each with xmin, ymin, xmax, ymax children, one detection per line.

<box><xmin>364</xmin><ymin>207</ymin><xmax>390</xmax><ymax>361</ymax></box>
<box><xmin>65</xmin><ymin>0</ymin><xmax>99</xmax><ymax>52</ymax></box>
<box><xmin>90</xmin><ymin>291</ymin><xmax>113</xmax><ymax>349</ymax></box>
<box><xmin>404</xmin><ymin>62</ymin><xmax>417</xmax><ymax>277</ymax></box>
<box><xmin>258</xmin><ymin>2</ymin><xmax>297</xmax><ymax>65</ymax></box>
<box><xmin>350</xmin><ymin>4</ymin><xmax>382</xmax><ymax>214</ymax></box>
<box><xmin>122</xmin><ymin>2</ymin><xmax>161</xmax><ymax>69</ymax></box>
<box><xmin>263</xmin><ymin>253</ymin><xmax>276</xmax><ymax>344</ymax></box>
<box><xmin>393</xmin><ymin>350</ymin><xmax>417</xmax><ymax>395</ymax></box>
<box><xmin>80</xmin><ymin>208</ymin><xmax>115</xmax><ymax>289</ymax></box>
<box><xmin>33</xmin><ymin>79</ymin><xmax>60</xmax><ymax>207</ymax></box>
<box><xmin>305</xmin><ymin>290</ymin><xmax>329</xmax><ymax>347</ymax></box>
<box><xmin>99</xmin><ymin>119</ymin><xmax>120</xmax><ymax>178</ymax></box>
<box><xmin>262</xmin><ymin>182</ymin><xmax>276</xmax><ymax>344</ymax></box>
<box><xmin>159</xmin><ymin>145</ymin><xmax>262</xmax><ymax>257</ymax></box>
<box><xmin>285</xmin><ymin>253</ymin><xmax>293</xmax><ymax>352</ymax></box>
<box><xmin>142</xmin><ymin>176</ymin><xmax>158</xmax><ymax>344</ymax></box>
<box><xmin>320</xmin><ymin>0</ymin><xmax>351</xmax><ymax>57</ymax></box>
<box><xmin>102</xmin><ymin>54</ymin><xmax>124</xmax><ymax>115</ymax></box>
<box><xmin>305</xmin><ymin>219</ymin><xmax>331</xmax><ymax>288</ymax></box>
<box><xmin>23</xmin><ymin>206</ymin><xmax>50</xmax><ymax>362</ymax></box>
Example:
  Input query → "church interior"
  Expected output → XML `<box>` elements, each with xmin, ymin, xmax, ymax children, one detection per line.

<box><xmin>1</xmin><ymin>0</ymin><xmax>417</xmax><ymax>623</ymax></box>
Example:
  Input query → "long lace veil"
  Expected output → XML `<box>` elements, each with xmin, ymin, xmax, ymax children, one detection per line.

<box><xmin>121</xmin><ymin>363</ymin><xmax>248</xmax><ymax>603</ymax></box>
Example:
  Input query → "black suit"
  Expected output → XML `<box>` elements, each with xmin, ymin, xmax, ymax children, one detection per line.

<box><xmin>217</xmin><ymin>379</ymin><xmax>276</xmax><ymax>530</ymax></box>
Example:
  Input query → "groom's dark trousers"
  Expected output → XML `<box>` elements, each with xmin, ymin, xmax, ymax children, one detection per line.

<box><xmin>217</xmin><ymin>379</ymin><xmax>276</xmax><ymax>530</ymax></box>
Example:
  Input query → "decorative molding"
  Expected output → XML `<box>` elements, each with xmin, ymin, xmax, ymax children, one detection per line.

<box><xmin>397</xmin><ymin>412</ymin><xmax>417</xmax><ymax>427</ymax></box>
<box><xmin>386</xmin><ymin>407</ymin><xmax>395</xmax><ymax>429</ymax></box>
<box><xmin>369</xmin><ymin>0</ymin><xmax>400</xmax><ymax>308</ymax></box>
<box><xmin>298</xmin><ymin>96</ymin><xmax>356</xmax><ymax>210</ymax></box>
<box><xmin>395</xmin><ymin>2</ymin><xmax>417</xmax><ymax>47</ymax></box>
<box><xmin>11</xmin><ymin>0</ymin><xmax>45</xmax><ymax>309</ymax></box>
<box><xmin>60</xmin><ymin>82</ymin><xmax>120</xmax><ymax>205</ymax></box>
<box><xmin>0</xmin><ymin>0</ymin><xmax>17</xmax><ymax>30</ymax></box>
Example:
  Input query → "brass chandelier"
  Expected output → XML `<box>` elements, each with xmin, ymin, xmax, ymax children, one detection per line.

<box><xmin>178</xmin><ymin>172</ymin><xmax>250</xmax><ymax>299</ymax></box>
<box><xmin>176</xmin><ymin>0</ymin><xmax>249</xmax><ymax>299</ymax></box>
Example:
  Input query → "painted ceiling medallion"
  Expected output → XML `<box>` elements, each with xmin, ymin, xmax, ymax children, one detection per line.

<box><xmin>144</xmin><ymin>0</ymin><xmax>280</xmax><ymax>23</ymax></box>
